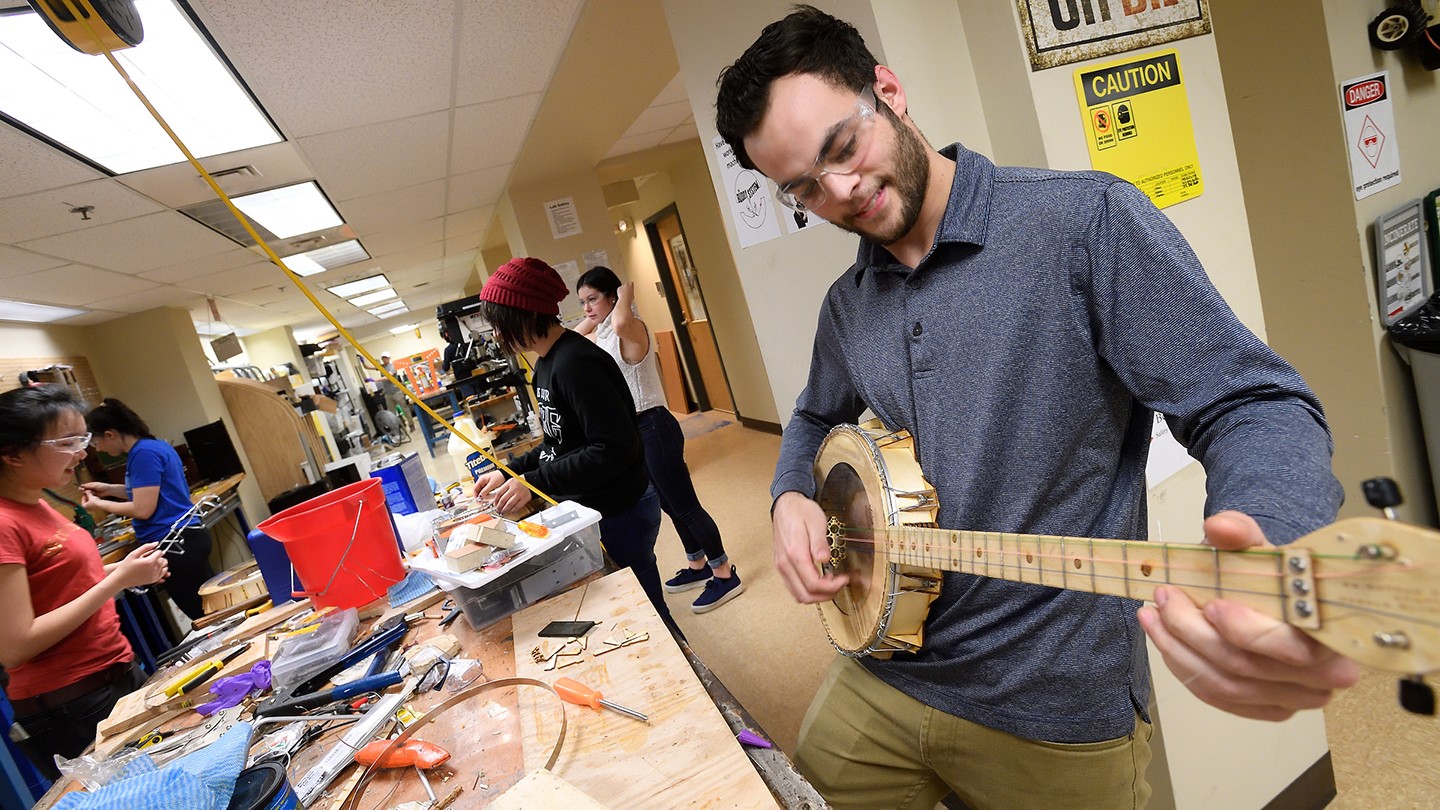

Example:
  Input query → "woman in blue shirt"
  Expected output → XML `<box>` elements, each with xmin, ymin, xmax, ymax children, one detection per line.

<box><xmin>81</xmin><ymin>399</ymin><xmax>215</xmax><ymax>620</ymax></box>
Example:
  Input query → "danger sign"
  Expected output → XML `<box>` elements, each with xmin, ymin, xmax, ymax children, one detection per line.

<box><xmin>1340</xmin><ymin>71</ymin><xmax>1400</xmax><ymax>199</ymax></box>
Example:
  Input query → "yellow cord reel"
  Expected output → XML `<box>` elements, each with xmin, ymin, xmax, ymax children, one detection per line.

<box><xmin>27</xmin><ymin>0</ymin><xmax>142</xmax><ymax>55</ymax></box>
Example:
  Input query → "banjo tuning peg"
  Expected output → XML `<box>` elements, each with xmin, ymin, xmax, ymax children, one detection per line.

<box><xmin>1362</xmin><ymin>477</ymin><xmax>1402</xmax><ymax>515</ymax></box>
<box><xmin>1399</xmin><ymin>675</ymin><xmax>1435</xmax><ymax>716</ymax></box>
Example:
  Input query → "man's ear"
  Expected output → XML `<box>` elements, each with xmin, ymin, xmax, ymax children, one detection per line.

<box><xmin>872</xmin><ymin>64</ymin><xmax>907</xmax><ymax>119</ymax></box>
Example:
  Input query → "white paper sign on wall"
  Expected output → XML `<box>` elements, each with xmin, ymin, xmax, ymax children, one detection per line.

<box><xmin>1340</xmin><ymin>71</ymin><xmax>1402</xmax><ymax>200</ymax></box>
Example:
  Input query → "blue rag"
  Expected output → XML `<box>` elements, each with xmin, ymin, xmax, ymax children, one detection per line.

<box><xmin>54</xmin><ymin>722</ymin><xmax>253</xmax><ymax>810</ymax></box>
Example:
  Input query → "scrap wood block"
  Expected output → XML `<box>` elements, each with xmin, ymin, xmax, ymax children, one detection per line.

<box><xmin>476</xmin><ymin>525</ymin><xmax>516</xmax><ymax>549</ymax></box>
<box><xmin>445</xmin><ymin>542</ymin><xmax>488</xmax><ymax>573</ymax></box>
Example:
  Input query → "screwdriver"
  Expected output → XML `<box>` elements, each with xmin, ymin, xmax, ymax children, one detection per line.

<box><xmin>553</xmin><ymin>677</ymin><xmax>649</xmax><ymax>723</ymax></box>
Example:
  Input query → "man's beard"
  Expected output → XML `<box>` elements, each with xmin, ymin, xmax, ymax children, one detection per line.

<box><xmin>837</xmin><ymin>106</ymin><xmax>929</xmax><ymax>247</ymax></box>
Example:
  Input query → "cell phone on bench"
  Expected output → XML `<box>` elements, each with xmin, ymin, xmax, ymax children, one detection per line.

<box><xmin>538</xmin><ymin>620</ymin><xmax>597</xmax><ymax>638</ymax></box>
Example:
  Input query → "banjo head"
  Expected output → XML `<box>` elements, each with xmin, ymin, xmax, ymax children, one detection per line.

<box><xmin>813</xmin><ymin>423</ymin><xmax>940</xmax><ymax>658</ymax></box>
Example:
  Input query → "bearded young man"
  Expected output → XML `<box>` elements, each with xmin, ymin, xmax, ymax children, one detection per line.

<box><xmin>716</xmin><ymin>7</ymin><xmax>1359</xmax><ymax>809</ymax></box>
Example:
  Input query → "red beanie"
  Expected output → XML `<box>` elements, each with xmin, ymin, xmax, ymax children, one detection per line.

<box><xmin>479</xmin><ymin>257</ymin><xmax>570</xmax><ymax>316</ymax></box>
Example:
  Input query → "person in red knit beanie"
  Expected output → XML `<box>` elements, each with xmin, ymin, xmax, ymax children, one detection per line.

<box><xmin>471</xmin><ymin>258</ymin><xmax>681</xmax><ymax>635</ymax></box>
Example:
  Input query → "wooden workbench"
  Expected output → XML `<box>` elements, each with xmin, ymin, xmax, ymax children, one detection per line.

<box><xmin>38</xmin><ymin>570</ymin><xmax>786</xmax><ymax>809</ymax></box>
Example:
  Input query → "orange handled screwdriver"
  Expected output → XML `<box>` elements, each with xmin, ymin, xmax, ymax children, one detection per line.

<box><xmin>553</xmin><ymin>677</ymin><xmax>649</xmax><ymax>723</ymax></box>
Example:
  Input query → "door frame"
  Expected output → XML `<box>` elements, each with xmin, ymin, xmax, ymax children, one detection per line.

<box><xmin>644</xmin><ymin>204</ymin><xmax>713</xmax><ymax>411</ymax></box>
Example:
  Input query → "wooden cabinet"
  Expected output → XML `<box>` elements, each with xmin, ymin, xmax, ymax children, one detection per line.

<box><xmin>218</xmin><ymin>378</ymin><xmax>328</xmax><ymax>503</ymax></box>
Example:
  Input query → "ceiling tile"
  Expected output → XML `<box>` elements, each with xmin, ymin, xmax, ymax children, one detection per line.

<box><xmin>455</xmin><ymin>0</ymin><xmax>585</xmax><ymax>106</ymax></box>
<box><xmin>623</xmin><ymin>101</ymin><xmax>693</xmax><ymax>138</ymax></box>
<box><xmin>659</xmin><ymin>122</ymin><xmax>700</xmax><ymax>146</ymax></box>
<box><xmin>652</xmin><ymin>74</ymin><xmax>687</xmax><ymax>106</ymax></box>
<box><xmin>55</xmin><ymin>309</ymin><xmax>125</xmax><ymax>326</ymax></box>
<box><xmin>0</xmin><ymin>244</ymin><xmax>68</xmax><ymax>279</ymax></box>
<box><xmin>450</xmin><ymin>94</ymin><xmax>542</xmax><ymax>175</ymax></box>
<box><xmin>361</xmin><ymin>219</ymin><xmax>446</xmax><ymax>258</ymax></box>
<box><xmin>18</xmin><ymin>211</ymin><xmax>239</xmax><ymax>274</ymax></box>
<box><xmin>225</xmin><ymin>284</ymin><xmax>294</xmax><ymax>307</ymax></box>
<box><xmin>298</xmin><ymin>112</ymin><xmax>449</xmax><ymax>201</ymax></box>
<box><xmin>139</xmin><ymin>249</ymin><xmax>264</xmax><ymax>284</ymax></box>
<box><xmin>115</xmin><ymin>141</ymin><xmax>314</xmax><ymax>209</ymax></box>
<box><xmin>445</xmin><ymin>233</ymin><xmax>481</xmax><ymax>255</ymax></box>
<box><xmin>446</xmin><ymin>165</ymin><xmax>511</xmax><ymax>212</ymax></box>
<box><xmin>338</xmin><ymin>180</ymin><xmax>447</xmax><ymax>233</ymax></box>
<box><xmin>444</xmin><ymin>207</ymin><xmax>492</xmax><ymax>239</ymax></box>
<box><xmin>101</xmin><ymin>285</ymin><xmax>207</xmax><ymax>314</ymax></box>
<box><xmin>0</xmin><ymin>178</ymin><xmax>166</xmax><ymax>243</ymax></box>
<box><xmin>0</xmin><ymin>122</ymin><xmax>102</xmax><ymax>200</ymax></box>
<box><xmin>374</xmin><ymin>244</ymin><xmax>445</xmax><ymax>275</ymax></box>
<box><xmin>4</xmin><ymin>265</ymin><xmax>160</xmax><ymax>306</ymax></box>
<box><xmin>604</xmin><ymin>131</ymin><xmax>667</xmax><ymax>161</ymax></box>
<box><xmin>190</xmin><ymin>0</ymin><xmax>455</xmax><ymax>137</ymax></box>
<box><xmin>183</xmin><ymin>261</ymin><xmax>282</xmax><ymax>297</ymax></box>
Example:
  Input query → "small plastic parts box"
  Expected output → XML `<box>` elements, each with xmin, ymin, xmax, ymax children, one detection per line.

<box><xmin>407</xmin><ymin>501</ymin><xmax>603</xmax><ymax>631</ymax></box>
<box><xmin>269</xmin><ymin>607</ymin><xmax>359</xmax><ymax>692</ymax></box>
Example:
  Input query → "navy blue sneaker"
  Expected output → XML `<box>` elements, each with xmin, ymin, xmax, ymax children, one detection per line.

<box><xmin>664</xmin><ymin>566</ymin><xmax>711</xmax><ymax>593</ymax></box>
<box><xmin>692</xmin><ymin>568</ymin><xmax>746</xmax><ymax>614</ymax></box>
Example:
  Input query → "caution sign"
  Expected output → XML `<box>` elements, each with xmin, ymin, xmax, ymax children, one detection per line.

<box><xmin>1074</xmin><ymin>50</ymin><xmax>1202</xmax><ymax>209</ymax></box>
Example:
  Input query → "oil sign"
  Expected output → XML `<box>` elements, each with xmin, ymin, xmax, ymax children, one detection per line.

<box><xmin>1015</xmin><ymin>0</ymin><xmax>1211</xmax><ymax>70</ymax></box>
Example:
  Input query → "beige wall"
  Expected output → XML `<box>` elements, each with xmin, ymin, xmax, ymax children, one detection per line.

<box><xmin>0</xmin><ymin>322</ymin><xmax>98</xmax><ymax>366</ymax></box>
<box><xmin>497</xmin><ymin>177</ymin><xmax>626</xmax><ymax>324</ymax></box>
<box><xmin>239</xmin><ymin>325</ymin><xmax>306</xmax><ymax>377</ymax></box>
<box><xmin>599</xmin><ymin>140</ymin><xmax>780</xmax><ymax>423</ymax></box>
<box><xmin>1326</xmin><ymin>0</ymin><xmax>1440</xmax><ymax>523</ymax></box>
<box><xmin>85</xmin><ymin>307</ymin><xmax>267</xmax><ymax>521</ymax></box>
<box><xmin>663</xmin><ymin>0</ymin><xmax>890</xmax><ymax>423</ymax></box>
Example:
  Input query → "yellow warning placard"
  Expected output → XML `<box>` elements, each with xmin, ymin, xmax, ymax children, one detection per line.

<box><xmin>1074</xmin><ymin>49</ymin><xmax>1202</xmax><ymax>209</ymax></box>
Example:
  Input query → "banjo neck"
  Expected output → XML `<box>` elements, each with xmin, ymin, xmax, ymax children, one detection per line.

<box><xmin>880</xmin><ymin>525</ymin><xmax>1312</xmax><ymax>625</ymax></box>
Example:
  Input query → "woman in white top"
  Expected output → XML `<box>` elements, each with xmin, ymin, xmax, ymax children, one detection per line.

<box><xmin>575</xmin><ymin>267</ymin><xmax>744</xmax><ymax>614</ymax></box>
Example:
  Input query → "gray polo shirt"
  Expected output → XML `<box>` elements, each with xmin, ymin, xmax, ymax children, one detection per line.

<box><xmin>772</xmin><ymin>144</ymin><xmax>1341</xmax><ymax>743</ymax></box>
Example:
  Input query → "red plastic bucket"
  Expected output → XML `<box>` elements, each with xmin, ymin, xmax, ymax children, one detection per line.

<box><xmin>256</xmin><ymin>478</ymin><xmax>404</xmax><ymax>610</ymax></box>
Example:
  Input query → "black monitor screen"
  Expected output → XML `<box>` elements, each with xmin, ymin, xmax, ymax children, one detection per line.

<box><xmin>182</xmin><ymin>420</ymin><xmax>245</xmax><ymax>484</ymax></box>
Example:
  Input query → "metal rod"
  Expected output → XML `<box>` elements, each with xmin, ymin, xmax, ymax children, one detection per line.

<box><xmin>597</xmin><ymin>698</ymin><xmax>649</xmax><ymax>723</ymax></box>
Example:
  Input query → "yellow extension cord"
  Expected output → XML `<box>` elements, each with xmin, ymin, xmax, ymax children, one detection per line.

<box><xmin>55</xmin><ymin>0</ymin><xmax>556</xmax><ymax>506</ymax></box>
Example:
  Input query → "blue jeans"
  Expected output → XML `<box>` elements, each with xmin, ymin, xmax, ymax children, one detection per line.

<box><xmin>597</xmin><ymin>485</ymin><xmax>679</xmax><ymax>635</ymax></box>
<box><xmin>636</xmin><ymin>407</ymin><xmax>726</xmax><ymax>566</ymax></box>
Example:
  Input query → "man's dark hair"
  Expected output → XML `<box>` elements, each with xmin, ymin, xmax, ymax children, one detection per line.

<box><xmin>479</xmin><ymin>300</ymin><xmax>558</xmax><ymax>356</ymax></box>
<box><xmin>715</xmin><ymin>4</ymin><xmax>878</xmax><ymax>171</ymax></box>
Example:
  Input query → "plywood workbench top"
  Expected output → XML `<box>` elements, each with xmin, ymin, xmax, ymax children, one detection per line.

<box><xmin>514</xmin><ymin>570</ymin><xmax>778</xmax><ymax>809</ymax></box>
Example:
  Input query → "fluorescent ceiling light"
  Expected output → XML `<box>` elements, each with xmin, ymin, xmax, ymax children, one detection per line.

<box><xmin>389</xmin><ymin>323</ymin><xmax>419</xmax><ymax>334</ymax></box>
<box><xmin>328</xmin><ymin>274</ymin><xmax>391</xmax><ymax>298</ymax></box>
<box><xmin>348</xmin><ymin>288</ymin><xmax>397</xmax><ymax>307</ymax></box>
<box><xmin>282</xmin><ymin>254</ymin><xmax>326</xmax><ymax>277</ymax></box>
<box><xmin>0</xmin><ymin>299</ymin><xmax>88</xmax><ymax>323</ymax></box>
<box><xmin>0</xmin><ymin>0</ymin><xmax>280</xmax><ymax>174</ymax></box>
<box><xmin>369</xmin><ymin>302</ymin><xmax>408</xmax><ymax>318</ymax></box>
<box><xmin>232</xmin><ymin>182</ymin><xmax>342</xmax><ymax>239</ymax></box>
<box><xmin>296</xmin><ymin>240</ymin><xmax>369</xmax><ymax>271</ymax></box>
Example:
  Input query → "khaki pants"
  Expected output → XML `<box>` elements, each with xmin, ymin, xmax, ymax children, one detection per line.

<box><xmin>796</xmin><ymin>656</ymin><xmax>1153</xmax><ymax>810</ymax></box>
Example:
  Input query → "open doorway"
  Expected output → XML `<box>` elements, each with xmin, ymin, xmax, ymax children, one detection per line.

<box><xmin>645</xmin><ymin>204</ymin><xmax>735</xmax><ymax>414</ymax></box>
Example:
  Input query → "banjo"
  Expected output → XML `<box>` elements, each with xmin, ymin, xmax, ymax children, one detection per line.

<box><xmin>812</xmin><ymin>421</ymin><xmax>1440</xmax><ymax>710</ymax></box>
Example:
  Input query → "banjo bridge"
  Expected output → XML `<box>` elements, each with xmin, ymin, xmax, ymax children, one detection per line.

<box><xmin>826</xmin><ymin>516</ymin><xmax>848</xmax><ymax>570</ymax></box>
